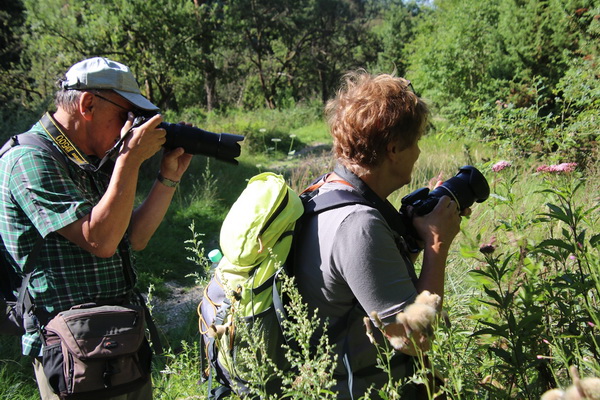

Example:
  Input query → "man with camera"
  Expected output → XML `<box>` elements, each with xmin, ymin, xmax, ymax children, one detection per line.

<box><xmin>0</xmin><ymin>57</ymin><xmax>193</xmax><ymax>399</ymax></box>
<box><xmin>294</xmin><ymin>70</ymin><xmax>470</xmax><ymax>399</ymax></box>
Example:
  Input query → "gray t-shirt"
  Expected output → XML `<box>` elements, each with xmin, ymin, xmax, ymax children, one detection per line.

<box><xmin>295</xmin><ymin>182</ymin><xmax>418</xmax><ymax>398</ymax></box>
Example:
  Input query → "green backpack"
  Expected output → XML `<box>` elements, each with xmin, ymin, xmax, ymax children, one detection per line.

<box><xmin>198</xmin><ymin>172</ymin><xmax>368</xmax><ymax>399</ymax></box>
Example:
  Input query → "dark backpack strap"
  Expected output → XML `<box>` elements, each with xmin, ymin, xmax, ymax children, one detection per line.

<box><xmin>333</xmin><ymin>164</ymin><xmax>407</xmax><ymax>236</ymax></box>
<box><xmin>14</xmin><ymin>236</ymin><xmax>46</xmax><ymax>334</ymax></box>
<box><xmin>204</xmin><ymin>333</ymin><xmax>233</xmax><ymax>400</ymax></box>
<box><xmin>0</xmin><ymin>134</ymin><xmax>66</xmax><ymax>333</ymax></box>
<box><xmin>2</xmin><ymin>133</ymin><xmax>69</xmax><ymax>172</ymax></box>
<box><xmin>303</xmin><ymin>188</ymin><xmax>371</xmax><ymax>215</ymax></box>
<box><xmin>209</xmin><ymin>385</ymin><xmax>232</xmax><ymax>400</ymax></box>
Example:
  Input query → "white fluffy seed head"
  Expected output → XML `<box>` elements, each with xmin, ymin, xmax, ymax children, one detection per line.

<box><xmin>394</xmin><ymin>290</ymin><xmax>441</xmax><ymax>334</ymax></box>
<box><xmin>564</xmin><ymin>377</ymin><xmax>600</xmax><ymax>400</ymax></box>
<box><xmin>540</xmin><ymin>388</ymin><xmax>565</xmax><ymax>400</ymax></box>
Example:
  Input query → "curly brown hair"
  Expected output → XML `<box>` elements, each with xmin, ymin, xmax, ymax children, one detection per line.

<box><xmin>326</xmin><ymin>70</ymin><xmax>429</xmax><ymax>173</ymax></box>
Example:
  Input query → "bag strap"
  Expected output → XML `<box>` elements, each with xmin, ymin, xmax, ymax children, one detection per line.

<box><xmin>16</xmin><ymin>237</ymin><xmax>45</xmax><ymax>333</ymax></box>
<box><xmin>1</xmin><ymin>132</ymin><xmax>69</xmax><ymax>172</ymax></box>
<box><xmin>333</xmin><ymin>164</ymin><xmax>407</xmax><ymax>236</ymax></box>
<box><xmin>0</xmin><ymin>132</ymin><xmax>69</xmax><ymax>332</ymax></box>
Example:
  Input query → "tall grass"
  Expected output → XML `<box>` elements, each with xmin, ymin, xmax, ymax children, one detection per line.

<box><xmin>1</xmin><ymin>106</ymin><xmax>598</xmax><ymax>399</ymax></box>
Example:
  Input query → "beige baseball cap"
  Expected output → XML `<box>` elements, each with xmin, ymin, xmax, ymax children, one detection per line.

<box><xmin>61</xmin><ymin>57</ymin><xmax>159</xmax><ymax>111</ymax></box>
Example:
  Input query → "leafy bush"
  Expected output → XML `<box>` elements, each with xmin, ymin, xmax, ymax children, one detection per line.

<box><xmin>426</xmin><ymin>166</ymin><xmax>600</xmax><ymax>399</ymax></box>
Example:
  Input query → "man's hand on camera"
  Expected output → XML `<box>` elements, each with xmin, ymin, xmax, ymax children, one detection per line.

<box><xmin>159</xmin><ymin>121</ymin><xmax>194</xmax><ymax>183</ymax></box>
<box><xmin>119</xmin><ymin>113</ymin><xmax>166</xmax><ymax>165</ymax></box>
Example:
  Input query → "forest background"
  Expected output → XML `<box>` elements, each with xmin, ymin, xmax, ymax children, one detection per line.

<box><xmin>0</xmin><ymin>0</ymin><xmax>598</xmax><ymax>399</ymax></box>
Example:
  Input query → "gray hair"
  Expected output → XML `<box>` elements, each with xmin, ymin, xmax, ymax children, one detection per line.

<box><xmin>54</xmin><ymin>77</ymin><xmax>85</xmax><ymax>112</ymax></box>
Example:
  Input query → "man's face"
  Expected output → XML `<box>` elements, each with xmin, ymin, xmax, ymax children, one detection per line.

<box><xmin>90</xmin><ymin>91</ymin><xmax>136</xmax><ymax>155</ymax></box>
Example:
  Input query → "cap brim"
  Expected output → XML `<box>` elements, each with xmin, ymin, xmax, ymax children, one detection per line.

<box><xmin>114</xmin><ymin>89</ymin><xmax>159</xmax><ymax>111</ymax></box>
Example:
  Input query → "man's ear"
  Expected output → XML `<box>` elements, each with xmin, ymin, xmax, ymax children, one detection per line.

<box><xmin>79</xmin><ymin>92</ymin><xmax>94</xmax><ymax>120</ymax></box>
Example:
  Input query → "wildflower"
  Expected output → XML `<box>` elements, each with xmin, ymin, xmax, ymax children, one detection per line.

<box><xmin>479</xmin><ymin>237</ymin><xmax>497</xmax><ymax>254</ymax></box>
<box><xmin>395</xmin><ymin>290</ymin><xmax>440</xmax><ymax>336</ymax></box>
<box><xmin>259</xmin><ymin>128</ymin><xmax>266</xmax><ymax>133</ymax></box>
<box><xmin>271</xmin><ymin>138</ymin><xmax>281</xmax><ymax>143</ymax></box>
<box><xmin>492</xmin><ymin>160</ymin><xmax>512</xmax><ymax>172</ymax></box>
<box><xmin>479</xmin><ymin>245</ymin><xmax>495</xmax><ymax>254</ymax></box>
<box><xmin>536</xmin><ymin>162</ymin><xmax>578</xmax><ymax>173</ymax></box>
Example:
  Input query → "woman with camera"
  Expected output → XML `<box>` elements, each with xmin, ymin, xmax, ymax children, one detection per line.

<box><xmin>294</xmin><ymin>70</ymin><xmax>468</xmax><ymax>399</ymax></box>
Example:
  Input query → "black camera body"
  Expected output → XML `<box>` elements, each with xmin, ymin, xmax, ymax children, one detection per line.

<box><xmin>400</xmin><ymin>165</ymin><xmax>490</xmax><ymax>248</ymax></box>
<box><xmin>132</xmin><ymin>113</ymin><xmax>244</xmax><ymax>165</ymax></box>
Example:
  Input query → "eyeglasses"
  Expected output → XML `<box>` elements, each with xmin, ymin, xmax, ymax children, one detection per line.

<box><xmin>92</xmin><ymin>92</ymin><xmax>131</xmax><ymax>113</ymax></box>
<box><xmin>403</xmin><ymin>79</ymin><xmax>436</xmax><ymax>133</ymax></box>
<box><xmin>404</xmin><ymin>79</ymin><xmax>420</xmax><ymax>97</ymax></box>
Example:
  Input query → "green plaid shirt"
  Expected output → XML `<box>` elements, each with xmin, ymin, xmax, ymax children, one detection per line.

<box><xmin>0</xmin><ymin>118</ymin><xmax>133</xmax><ymax>356</ymax></box>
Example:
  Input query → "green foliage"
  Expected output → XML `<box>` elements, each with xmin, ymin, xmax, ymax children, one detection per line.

<box><xmin>370</xmin><ymin>1</ymin><xmax>422</xmax><ymax>75</ymax></box>
<box><xmin>0</xmin><ymin>0</ymin><xmax>599</xmax><ymax>397</ymax></box>
<box><xmin>0</xmin><ymin>337</ymin><xmax>38</xmax><ymax>400</ymax></box>
<box><xmin>404</xmin><ymin>0</ymin><xmax>598</xmax><ymax>167</ymax></box>
<box><xmin>184</xmin><ymin>220</ymin><xmax>212</xmax><ymax>288</ymax></box>
<box><xmin>407</xmin><ymin>0</ymin><xmax>508</xmax><ymax>116</ymax></box>
<box><xmin>20</xmin><ymin>0</ymin><xmax>199</xmax><ymax>110</ymax></box>
<box><xmin>152</xmin><ymin>341</ymin><xmax>204</xmax><ymax>400</ymax></box>
<box><xmin>1</xmin><ymin>0</ymin><xmax>597</xmax><ymax>168</ymax></box>
<box><xmin>225</xmin><ymin>273</ymin><xmax>339</xmax><ymax>400</ymax></box>
<box><xmin>449</xmin><ymin>170</ymin><xmax>600</xmax><ymax>399</ymax></box>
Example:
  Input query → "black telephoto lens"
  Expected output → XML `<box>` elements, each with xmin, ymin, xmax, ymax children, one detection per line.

<box><xmin>414</xmin><ymin>166</ymin><xmax>490</xmax><ymax>216</ymax></box>
<box><xmin>160</xmin><ymin>122</ymin><xmax>244</xmax><ymax>165</ymax></box>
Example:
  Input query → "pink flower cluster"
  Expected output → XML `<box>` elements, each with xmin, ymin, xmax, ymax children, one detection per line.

<box><xmin>491</xmin><ymin>160</ymin><xmax>512</xmax><ymax>172</ymax></box>
<box><xmin>536</xmin><ymin>163</ymin><xmax>578</xmax><ymax>173</ymax></box>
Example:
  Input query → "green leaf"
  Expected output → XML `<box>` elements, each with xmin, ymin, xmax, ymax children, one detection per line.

<box><xmin>472</xmin><ymin>328</ymin><xmax>507</xmax><ymax>338</ymax></box>
<box><xmin>543</xmin><ymin>203</ymin><xmax>571</xmax><ymax>224</ymax></box>
<box><xmin>537</xmin><ymin>239</ymin><xmax>574</xmax><ymax>253</ymax></box>
<box><xmin>489</xmin><ymin>347</ymin><xmax>514</xmax><ymax>364</ymax></box>
<box><xmin>483</xmin><ymin>286</ymin><xmax>505</xmax><ymax>306</ymax></box>
<box><xmin>590</xmin><ymin>233</ymin><xmax>600</xmax><ymax>248</ymax></box>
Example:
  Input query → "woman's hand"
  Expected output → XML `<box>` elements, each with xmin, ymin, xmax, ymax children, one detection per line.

<box><xmin>412</xmin><ymin>196</ymin><xmax>468</xmax><ymax>252</ymax></box>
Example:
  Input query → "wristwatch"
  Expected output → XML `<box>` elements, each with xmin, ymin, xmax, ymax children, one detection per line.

<box><xmin>157</xmin><ymin>172</ymin><xmax>179</xmax><ymax>188</ymax></box>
